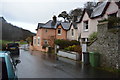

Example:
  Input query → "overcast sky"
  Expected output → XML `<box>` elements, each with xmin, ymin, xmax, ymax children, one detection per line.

<box><xmin>0</xmin><ymin>0</ymin><xmax>98</xmax><ymax>33</ymax></box>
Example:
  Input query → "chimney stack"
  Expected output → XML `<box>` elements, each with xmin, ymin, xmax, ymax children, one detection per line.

<box><xmin>53</xmin><ymin>15</ymin><xmax>57</xmax><ymax>23</ymax></box>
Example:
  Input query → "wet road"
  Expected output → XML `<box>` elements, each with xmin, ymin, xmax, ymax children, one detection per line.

<box><xmin>16</xmin><ymin>49</ymin><xmax>119</xmax><ymax>78</ymax></box>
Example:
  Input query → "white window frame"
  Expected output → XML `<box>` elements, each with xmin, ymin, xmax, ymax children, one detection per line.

<box><xmin>34</xmin><ymin>37</ymin><xmax>36</xmax><ymax>45</ymax></box>
<box><xmin>37</xmin><ymin>37</ymin><xmax>40</xmax><ymax>46</ymax></box>
<box><xmin>83</xmin><ymin>20</ymin><xmax>88</xmax><ymax>31</ymax></box>
<box><xmin>71</xmin><ymin>29</ymin><xmax>74</xmax><ymax>37</ymax></box>
<box><xmin>58</xmin><ymin>28</ymin><xmax>62</xmax><ymax>35</ymax></box>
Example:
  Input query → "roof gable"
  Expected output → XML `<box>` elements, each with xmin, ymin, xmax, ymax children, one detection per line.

<box><xmin>68</xmin><ymin>22</ymin><xmax>78</xmax><ymax>30</ymax></box>
<box><xmin>77</xmin><ymin>0</ymin><xmax>119</xmax><ymax>23</ymax></box>
<box><xmin>37</xmin><ymin>20</ymin><xmax>70</xmax><ymax>30</ymax></box>
<box><xmin>77</xmin><ymin>9</ymin><xmax>90</xmax><ymax>23</ymax></box>
<box><xmin>56</xmin><ymin>22</ymin><xmax>70</xmax><ymax>30</ymax></box>
<box><xmin>91</xmin><ymin>1</ymin><xmax>110</xmax><ymax>18</ymax></box>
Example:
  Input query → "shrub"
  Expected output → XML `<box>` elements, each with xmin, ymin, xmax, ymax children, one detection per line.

<box><xmin>64</xmin><ymin>45</ymin><xmax>82</xmax><ymax>54</ymax></box>
<box><xmin>0</xmin><ymin>40</ymin><xmax>11</xmax><ymax>50</ymax></box>
<box><xmin>54</xmin><ymin>39</ymin><xmax>80</xmax><ymax>49</ymax></box>
<box><xmin>89</xmin><ymin>32</ymin><xmax>98</xmax><ymax>42</ymax></box>
<box><xmin>42</xmin><ymin>44</ymin><xmax>49</xmax><ymax>49</ymax></box>
<box><xmin>64</xmin><ymin>45</ymin><xmax>76</xmax><ymax>51</ymax></box>
<box><xmin>54</xmin><ymin>39</ymin><xmax>69</xmax><ymax>49</ymax></box>
<box><xmin>108</xmin><ymin>17</ymin><xmax>120</xmax><ymax>27</ymax></box>
<box><xmin>73</xmin><ymin>45</ymin><xmax>82</xmax><ymax>54</ymax></box>
<box><xmin>64</xmin><ymin>47</ymin><xmax>69</xmax><ymax>51</ymax></box>
<box><xmin>70</xmin><ymin>40</ymin><xmax>80</xmax><ymax>46</ymax></box>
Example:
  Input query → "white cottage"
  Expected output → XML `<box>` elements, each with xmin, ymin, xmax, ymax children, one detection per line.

<box><xmin>67</xmin><ymin>22</ymin><xmax>78</xmax><ymax>41</ymax></box>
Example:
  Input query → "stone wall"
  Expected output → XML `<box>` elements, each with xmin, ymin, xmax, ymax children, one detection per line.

<box><xmin>88</xmin><ymin>21</ymin><xmax>120</xmax><ymax>69</ymax></box>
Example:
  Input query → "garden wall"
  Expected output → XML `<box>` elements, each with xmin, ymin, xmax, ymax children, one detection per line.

<box><xmin>57</xmin><ymin>51</ymin><xmax>80</xmax><ymax>60</ymax></box>
<box><xmin>88</xmin><ymin>21</ymin><xmax>120</xmax><ymax>69</ymax></box>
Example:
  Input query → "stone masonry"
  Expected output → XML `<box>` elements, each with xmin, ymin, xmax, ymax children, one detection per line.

<box><xmin>88</xmin><ymin>21</ymin><xmax>120</xmax><ymax>69</ymax></box>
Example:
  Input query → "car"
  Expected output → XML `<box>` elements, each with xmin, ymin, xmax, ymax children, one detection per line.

<box><xmin>0</xmin><ymin>51</ymin><xmax>21</xmax><ymax>80</ymax></box>
<box><xmin>6</xmin><ymin>43</ymin><xmax>20</xmax><ymax>56</ymax></box>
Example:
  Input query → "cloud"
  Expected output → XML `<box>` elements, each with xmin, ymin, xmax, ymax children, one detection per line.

<box><xmin>1</xmin><ymin>0</ymin><xmax>98</xmax><ymax>32</ymax></box>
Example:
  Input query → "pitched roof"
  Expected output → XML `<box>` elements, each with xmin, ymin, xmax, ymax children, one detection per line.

<box><xmin>60</xmin><ymin>22</ymin><xmax>70</xmax><ymax>30</ymax></box>
<box><xmin>0</xmin><ymin>17</ymin><xmax>6</xmax><ymax>22</ymax></box>
<box><xmin>37</xmin><ymin>20</ymin><xmax>70</xmax><ymax>30</ymax></box>
<box><xmin>76</xmin><ymin>9</ymin><xmax>92</xmax><ymax>23</ymax></box>
<box><xmin>37</xmin><ymin>23</ymin><xmax>45</xmax><ymax>29</ymax></box>
<box><xmin>69</xmin><ymin>22</ymin><xmax>78</xmax><ymax>30</ymax></box>
<box><xmin>115</xmin><ymin>1</ymin><xmax>120</xmax><ymax>8</ymax></box>
<box><xmin>91</xmin><ymin>0</ymin><xmax>110</xmax><ymax>18</ymax></box>
<box><xmin>43</xmin><ymin>20</ymin><xmax>56</xmax><ymax>29</ymax></box>
<box><xmin>77</xmin><ymin>0</ymin><xmax>119</xmax><ymax>23</ymax></box>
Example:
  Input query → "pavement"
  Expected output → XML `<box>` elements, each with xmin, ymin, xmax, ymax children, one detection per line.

<box><xmin>15</xmin><ymin>49</ymin><xmax>119</xmax><ymax>79</ymax></box>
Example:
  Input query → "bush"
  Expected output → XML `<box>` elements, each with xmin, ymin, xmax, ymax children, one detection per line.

<box><xmin>42</xmin><ymin>44</ymin><xmax>49</xmax><ymax>49</ymax></box>
<box><xmin>73</xmin><ymin>45</ymin><xmax>82</xmax><ymax>54</ymax></box>
<box><xmin>54</xmin><ymin>39</ymin><xmax>80</xmax><ymax>49</ymax></box>
<box><xmin>108</xmin><ymin>17</ymin><xmax>120</xmax><ymax>27</ymax></box>
<box><xmin>89</xmin><ymin>32</ymin><xmax>98</xmax><ymax>42</ymax></box>
<box><xmin>54</xmin><ymin>39</ymin><xmax>69</xmax><ymax>49</ymax></box>
<box><xmin>70</xmin><ymin>40</ymin><xmax>80</xmax><ymax>46</ymax></box>
<box><xmin>64</xmin><ymin>45</ymin><xmax>82</xmax><ymax>54</ymax></box>
<box><xmin>64</xmin><ymin>45</ymin><xmax>76</xmax><ymax>51</ymax></box>
<box><xmin>0</xmin><ymin>40</ymin><xmax>11</xmax><ymax>50</ymax></box>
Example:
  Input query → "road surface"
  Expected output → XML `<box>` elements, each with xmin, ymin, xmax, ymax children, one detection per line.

<box><xmin>16</xmin><ymin>49</ymin><xmax>119</xmax><ymax>78</ymax></box>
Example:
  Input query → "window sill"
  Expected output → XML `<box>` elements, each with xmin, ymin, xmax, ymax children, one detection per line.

<box><xmin>58</xmin><ymin>34</ymin><xmax>61</xmax><ymax>35</ymax></box>
<box><xmin>84</xmin><ymin>29</ymin><xmax>89</xmax><ymax>32</ymax></box>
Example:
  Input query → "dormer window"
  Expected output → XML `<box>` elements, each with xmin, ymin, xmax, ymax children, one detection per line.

<box><xmin>58</xmin><ymin>28</ymin><xmax>61</xmax><ymax>35</ymax></box>
<box><xmin>83</xmin><ymin>20</ymin><xmax>88</xmax><ymax>31</ymax></box>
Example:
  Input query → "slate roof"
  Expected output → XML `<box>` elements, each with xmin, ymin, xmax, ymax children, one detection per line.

<box><xmin>76</xmin><ymin>9</ymin><xmax>93</xmax><ymax>23</ymax></box>
<box><xmin>37</xmin><ymin>20</ymin><xmax>70</xmax><ymax>30</ymax></box>
<box><xmin>60</xmin><ymin>22</ymin><xmax>70</xmax><ymax>30</ymax></box>
<box><xmin>69</xmin><ymin>22</ymin><xmax>78</xmax><ymax>30</ymax></box>
<box><xmin>77</xmin><ymin>0</ymin><xmax>119</xmax><ymax>23</ymax></box>
<box><xmin>91</xmin><ymin>0</ymin><xmax>110</xmax><ymax>18</ymax></box>
<box><xmin>0</xmin><ymin>17</ymin><xmax>6</xmax><ymax>22</ymax></box>
<box><xmin>37</xmin><ymin>23</ymin><xmax>45</xmax><ymax>29</ymax></box>
<box><xmin>91</xmin><ymin>0</ymin><xmax>120</xmax><ymax>18</ymax></box>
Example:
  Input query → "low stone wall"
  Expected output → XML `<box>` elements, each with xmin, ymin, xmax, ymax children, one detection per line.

<box><xmin>88</xmin><ymin>21</ymin><xmax>120</xmax><ymax>69</ymax></box>
<box><xmin>57</xmin><ymin>50</ymin><xmax>80</xmax><ymax>60</ymax></box>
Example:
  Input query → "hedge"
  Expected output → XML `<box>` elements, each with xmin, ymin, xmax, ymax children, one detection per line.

<box><xmin>54</xmin><ymin>39</ymin><xmax>80</xmax><ymax>49</ymax></box>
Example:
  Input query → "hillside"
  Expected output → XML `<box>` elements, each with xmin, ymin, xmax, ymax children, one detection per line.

<box><xmin>0</xmin><ymin>17</ymin><xmax>35</xmax><ymax>41</ymax></box>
